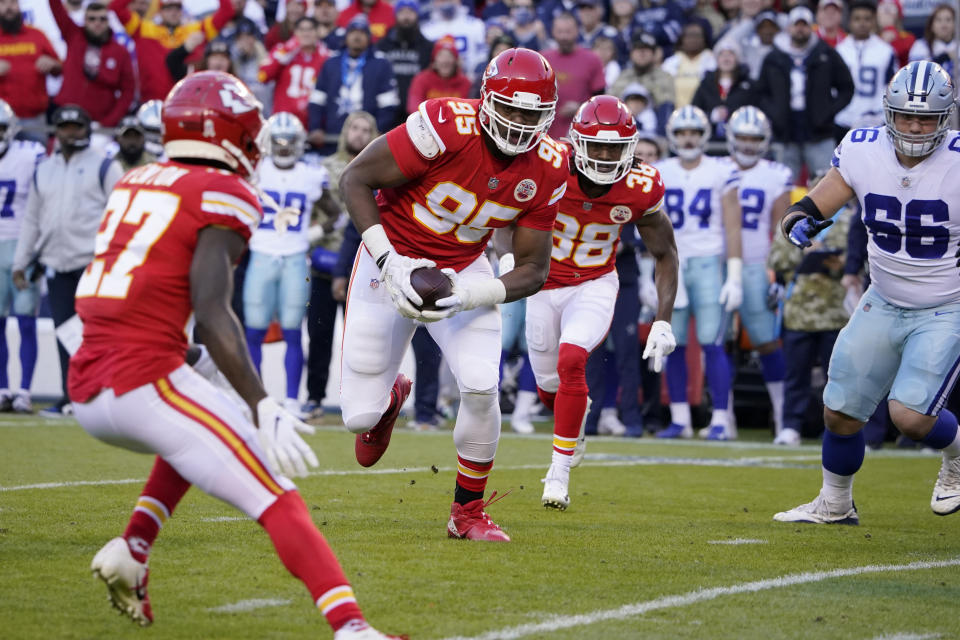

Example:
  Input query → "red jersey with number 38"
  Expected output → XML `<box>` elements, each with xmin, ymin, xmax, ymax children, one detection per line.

<box><xmin>544</xmin><ymin>148</ymin><xmax>665</xmax><ymax>290</ymax></box>
<box><xmin>69</xmin><ymin>162</ymin><xmax>263</xmax><ymax>402</ymax></box>
<box><xmin>380</xmin><ymin>98</ymin><xmax>569</xmax><ymax>271</ymax></box>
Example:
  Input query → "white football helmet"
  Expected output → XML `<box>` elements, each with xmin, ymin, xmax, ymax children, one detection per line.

<box><xmin>883</xmin><ymin>60</ymin><xmax>956</xmax><ymax>157</ymax></box>
<box><xmin>666</xmin><ymin>105</ymin><xmax>711</xmax><ymax>161</ymax></box>
<box><xmin>137</xmin><ymin>99</ymin><xmax>164</xmax><ymax>155</ymax></box>
<box><xmin>266</xmin><ymin>112</ymin><xmax>306</xmax><ymax>169</ymax></box>
<box><xmin>0</xmin><ymin>99</ymin><xmax>18</xmax><ymax>156</ymax></box>
<box><xmin>726</xmin><ymin>106</ymin><xmax>771</xmax><ymax>168</ymax></box>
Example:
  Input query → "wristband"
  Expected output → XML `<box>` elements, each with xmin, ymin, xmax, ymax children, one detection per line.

<box><xmin>473</xmin><ymin>278</ymin><xmax>507</xmax><ymax>307</ymax></box>
<box><xmin>785</xmin><ymin>196</ymin><xmax>825</xmax><ymax>221</ymax></box>
<box><xmin>361</xmin><ymin>224</ymin><xmax>394</xmax><ymax>269</ymax></box>
<box><xmin>725</xmin><ymin>257</ymin><xmax>743</xmax><ymax>282</ymax></box>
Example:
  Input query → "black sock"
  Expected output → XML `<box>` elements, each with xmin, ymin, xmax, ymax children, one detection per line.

<box><xmin>454</xmin><ymin>484</ymin><xmax>483</xmax><ymax>506</ymax></box>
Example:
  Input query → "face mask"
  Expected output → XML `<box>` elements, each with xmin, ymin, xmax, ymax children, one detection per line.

<box><xmin>512</xmin><ymin>7</ymin><xmax>533</xmax><ymax>25</ymax></box>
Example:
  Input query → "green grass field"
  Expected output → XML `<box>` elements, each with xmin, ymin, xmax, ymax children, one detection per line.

<box><xmin>2</xmin><ymin>414</ymin><xmax>959</xmax><ymax>640</ymax></box>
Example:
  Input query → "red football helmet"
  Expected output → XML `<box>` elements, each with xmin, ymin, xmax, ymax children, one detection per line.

<box><xmin>569</xmin><ymin>95</ymin><xmax>638</xmax><ymax>185</ymax></box>
<box><xmin>162</xmin><ymin>71</ymin><xmax>267</xmax><ymax>179</ymax></box>
<box><xmin>479</xmin><ymin>48</ymin><xmax>557</xmax><ymax>155</ymax></box>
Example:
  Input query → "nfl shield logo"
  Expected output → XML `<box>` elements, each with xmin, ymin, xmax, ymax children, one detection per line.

<box><xmin>488</xmin><ymin>177</ymin><xmax>500</xmax><ymax>190</ymax></box>
<box><xmin>369</xmin><ymin>278</ymin><xmax>380</xmax><ymax>290</ymax></box>
<box><xmin>582</xmin><ymin>202</ymin><xmax>592</xmax><ymax>211</ymax></box>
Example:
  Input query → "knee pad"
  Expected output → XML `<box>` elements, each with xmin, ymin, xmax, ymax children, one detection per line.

<box><xmin>557</xmin><ymin>343</ymin><xmax>588</xmax><ymax>393</ymax></box>
<box><xmin>453</xmin><ymin>387</ymin><xmax>500</xmax><ymax>461</ymax></box>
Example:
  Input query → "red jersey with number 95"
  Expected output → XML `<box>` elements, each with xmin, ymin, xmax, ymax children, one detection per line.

<box><xmin>544</xmin><ymin>147</ymin><xmax>665</xmax><ymax>290</ymax></box>
<box><xmin>379</xmin><ymin>97</ymin><xmax>569</xmax><ymax>271</ymax></box>
<box><xmin>69</xmin><ymin>162</ymin><xmax>263</xmax><ymax>403</ymax></box>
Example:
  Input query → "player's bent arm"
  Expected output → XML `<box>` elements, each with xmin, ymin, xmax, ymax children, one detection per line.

<box><xmin>190</xmin><ymin>226</ymin><xmax>268</xmax><ymax>420</ymax></box>
<box><xmin>503</xmin><ymin>225</ymin><xmax>553</xmax><ymax>303</ymax></box>
<box><xmin>338</xmin><ymin>135</ymin><xmax>410</xmax><ymax>236</ymax></box>
<box><xmin>721</xmin><ymin>187</ymin><xmax>743</xmax><ymax>260</ymax></box>
<box><xmin>635</xmin><ymin>210</ymin><xmax>678</xmax><ymax>322</ymax></box>
<box><xmin>780</xmin><ymin>167</ymin><xmax>855</xmax><ymax>238</ymax></box>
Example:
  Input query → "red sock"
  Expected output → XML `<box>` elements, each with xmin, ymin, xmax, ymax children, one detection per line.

<box><xmin>455</xmin><ymin>455</ymin><xmax>494</xmax><ymax>496</ymax></box>
<box><xmin>258</xmin><ymin>491</ymin><xmax>363</xmax><ymax>632</ymax></box>
<box><xmin>123</xmin><ymin>456</ymin><xmax>191</xmax><ymax>563</ymax></box>
<box><xmin>537</xmin><ymin>387</ymin><xmax>557</xmax><ymax>412</ymax></box>
<box><xmin>553</xmin><ymin>344</ymin><xmax>589</xmax><ymax>454</ymax></box>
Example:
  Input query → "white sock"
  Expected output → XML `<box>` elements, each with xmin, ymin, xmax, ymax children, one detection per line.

<box><xmin>670</xmin><ymin>402</ymin><xmax>691</xmax><ymax>427</ymax></box>
<box><xmin>711</xmin><ymin>408</ymin><xmax>729</xmax><ymax>429</ymax></box>
<box><xmin>512</xmin><ymin>390</ymin><xmax>537</xmax><ymax>422</ymax></box>
<box><xmin>551</xmin><ymin>450</ymin><xmax>573</xmax><ymax>470</ymax></box>
<box><xmin>821</xmin><ymin>467</ymin><xmax>854</xmax><ymax>505</ymax></box>
<box><xmin>766</xmin><ymin>380</ymin><xmax>785</xmax><ymax>434</ymax></box>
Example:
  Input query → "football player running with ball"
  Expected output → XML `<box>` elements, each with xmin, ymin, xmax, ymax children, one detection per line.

<box><xmin>775</xmin><ymin>61</ymin><xmax>960</xmax><ymax>525</ymax></box>
<box><xmin>523</xmin><ymin>95</ymin><xmax>678</xmax><ymax>511</ymax></box>
<box><xmin>338</xmin><ymin>48</ymin><xmax>569</xmax><ymax>542</ymax></box>
<box><xmin>70</xmin><ymin>73</ymin><xmax>402</xmax><ymax>639</ymax></box>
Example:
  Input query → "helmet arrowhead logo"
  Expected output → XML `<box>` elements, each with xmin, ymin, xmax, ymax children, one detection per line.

<box><xmin>219</xmin><ymin>88</ymin><xmax>255</xmax><ymax>114</ymax></box>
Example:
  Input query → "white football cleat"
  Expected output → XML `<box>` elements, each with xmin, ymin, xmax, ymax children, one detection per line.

<box><xmin>774</xmin><ymin>428</ymin><xmax>801</xmax><ymax>446</ymax></box>
<box><xmin>91</xmin><ymin>537</ymin><xmax>153</xmax><ymax>626</ymax></box>
<box><xmin>283</xmin><ymin>398</ymin><xmax>308</xmax><ymax>420</ymax></box>
<box><xmin>597</xmin><ymin>408</ymin><xmax>626</xmax><ymax>436</ymax></box>
<box><xmin>773</xmin><ymin>491</ymin><xmax>859</xmax><ymax>525</ymax></box>
<box><xmin>541</xmin><ymin>463</ymin><xmax>570</xmax><ymax>511</ymax></box>
<box><xmin>509</xmin><ymin>415</ymin><xmax>535</xmax><ymax>434</ymax></box>
<box><xmin>333</xmin><ymin>619</ymin><xmax>407</xmax><ymax>639</ymax></box>
<box><xmin>11</xmin><ymin>389</ymin><xmax>32</xmax><ymax>413</ymax></box>
<box><xmin>931</xmin><ymin>453</ymin><xmax>960</xmax><ymax>516</ymax></box>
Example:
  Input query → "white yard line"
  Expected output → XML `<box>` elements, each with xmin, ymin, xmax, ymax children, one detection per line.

<box><xmin>441</xmin><ymin>558</ymin><xmax>960</xmax><ymax>640</ymax></box>
<box><xmin>868</xmin><ymin>634</ymin><xmax>941</xmax><ymax>640</ymax></box>
<box><xmin>707</xmin><ymin>538</ymin><xmax>767</xmax><ymax>545</ymax></box>
<box><xmin>0</xmin><ymin>456</ymin><xmax>820</xmax><ymax>492</ymax></box>
<box><xmin>198</xmin><ymin>516</ymin><xmax>248</xmax><ymax>522</ymax></box>
<box><xmin>206</xmin><ymin>598</ymin><xmax>292</xmax><ymax>613</ymax></box>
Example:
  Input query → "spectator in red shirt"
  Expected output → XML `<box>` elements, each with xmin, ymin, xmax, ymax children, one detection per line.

<box><xmin>0</xmin><ymin>0</ymin><xmax>61</xmax><ymax>135</ymax></box>
<box><xmin>405</xmin><ymin>36</ymin><xmax>471</xmax><ymax>114</ymax></box>
<box><xmin>815</xmin><ymin>0</ymin><xmax>846</xmax><ymax>48</ymax></box>
<box><xmin>877</xmin><ymin>0</ymin><xmax>915</xmax><ymax>67</ymax></box>
<box><xmin>541</xmin><ymin>11</ymin><xmax>605</xmax><ymax>140</ymax></box>
<box><xmin>335</xmin><ymin>0</ymin><xmax>394</xmax><ymax>43</ymax></box>
<box><xmin>265</xmin><ymin>0</ymin><xmax>305</xmax><ymax>51</ymax></box>
<box><xmin>259</xmin><ymin>16</ymin><xmax>328</xmax><ymax>126</ymax></box>
<box><xmin>50</xmin><ymin>0</ymin><xmax>135</xmax><ymax>127</ymax></box>
<box><xmin>109</xmin><ymin>0</ymin><xmax>235</xmax><ymax>101</ymax></box>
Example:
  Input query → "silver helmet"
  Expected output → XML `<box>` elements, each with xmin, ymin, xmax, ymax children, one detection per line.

<box><xmin>0</xmin><ymin>99</ymin><xmax>18</xmax><ymax>156</ymax></box>
<box><xmin>883</xmin><ymin>61</ymin><xmax>956</xmax><ymax>157</ymax></box>
<box><xmin>666</xmin><ymin>105</ymin><xmax>711</xmax><ymax>161</ymax></box>
<box><xmin>726</xmin><ymin>106</ymin><xmax>771</xmax><ymax>168</ymax></box>
<box><xmin>137</xmin><ymin>100</ymin><xmax>163</xmax><ymax>142</ymax></box>
<box><xmin>266</xmin><ymin>112</ymin><xmax>306</xmax><ymax>169</ymax></box>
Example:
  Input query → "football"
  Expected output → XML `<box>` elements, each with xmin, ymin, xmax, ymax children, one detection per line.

<box><xmin>410</xmin><ymin>267</ymin><xmax>453</xmax><ymax>311</ymax></box>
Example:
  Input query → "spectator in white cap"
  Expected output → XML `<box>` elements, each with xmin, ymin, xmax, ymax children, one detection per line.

<box><xmin>692</xmin><ymin>38</ymin><xmax>757</xmax><ymax>141</ymax></box>
<box><xmin>815</xmin><ymin>0</ymin><xmax>846</xmax><ymax>47</ymax></box>
<box><xmin>621</xmin><ymin>82</ymin><xmax>658</xmax><ymax>132</ymax></box>
<box><xmin>755</xmin><ymin>4</ymin><xmax>854</xmax><ymax>182</ymax></box>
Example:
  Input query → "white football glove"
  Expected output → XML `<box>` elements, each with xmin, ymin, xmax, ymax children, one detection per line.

<box><xmin>718</xmin><ymin>257</ymin><xmax>743</xmax><ymax>312</ymax></box>
<box><xmin>379</xmin><ymin>251</ymin><xmax>437</xmax><ymax>320</ymax></box>
<box><xmin>642</xmin><ymin>320</ymin><xmax>676</xmax><ymax>373</ymax></box>
<box><xmin>273</xmin><ymin>206</ymin><xmax>301</xmax><ymax>234</ymax></box>
<box><xmin>256</xmin><ymin>397</ymin><xmax>319</xmax><ymax>478</ymax></box>
<box><xmin>429</xmin><ymin>268</ymin><xmax>506</xmax><ymax>320</ymax></box>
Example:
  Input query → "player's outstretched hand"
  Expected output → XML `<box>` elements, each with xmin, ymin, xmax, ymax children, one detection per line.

<box><xmin>783</xmin><ymin>213</ymin><xmax>833</xmax><ymax>249</ymax></box>
<box><xmin>256</xmin><ymin>397</ymin><xmax>319</xmax><ymax>478</ymax></box>
<box><xmin>642</xmin><ymin>320</ymin><xmax>676</xmax><ymax>373</ymax></box>
<box><xmin>380</xmin><ymin>251</ymin><xmax>437</xmax><ymax>319</ymax></box>
<box><xmin>273</xmin><ymin>206</ymin><xmax>302</xmax><ymax>234</ymax></box>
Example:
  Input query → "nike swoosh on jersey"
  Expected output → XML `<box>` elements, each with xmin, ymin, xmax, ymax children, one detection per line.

<box><xmin>934</xmin><ymin>311</ymin><xmax>958</xmax><ymax>316</ymax></box>
<box><xmin>437</xmin><ymin>108</ymin><xmax>447</xmax><ymax>123</ymax></box>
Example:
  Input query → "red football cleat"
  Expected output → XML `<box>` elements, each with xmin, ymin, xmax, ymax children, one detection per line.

<box><xmin>447</xmin><ymin>492</ymin><xmax>511</xmax><ymax>542</ymax></box>
<box><xmin>355</xmin><ymin>374</ymin><xmax>412</xmax><ymax>468</ymax></box>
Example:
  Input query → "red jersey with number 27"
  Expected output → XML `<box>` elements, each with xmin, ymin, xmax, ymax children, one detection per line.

<box><xmin>380</xmin><ymin>97</ymin><xmax>569</xmax><ymax>271</ymax></box>
<box><xmin>69</xmin><ymin>162</ymin><xmax>262</xmax><ymax>403</ymax></box>
<box><xmin>545</xmin><ymin>148</ymin><xmax>665</xmax><ymax>290</ymax></box>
